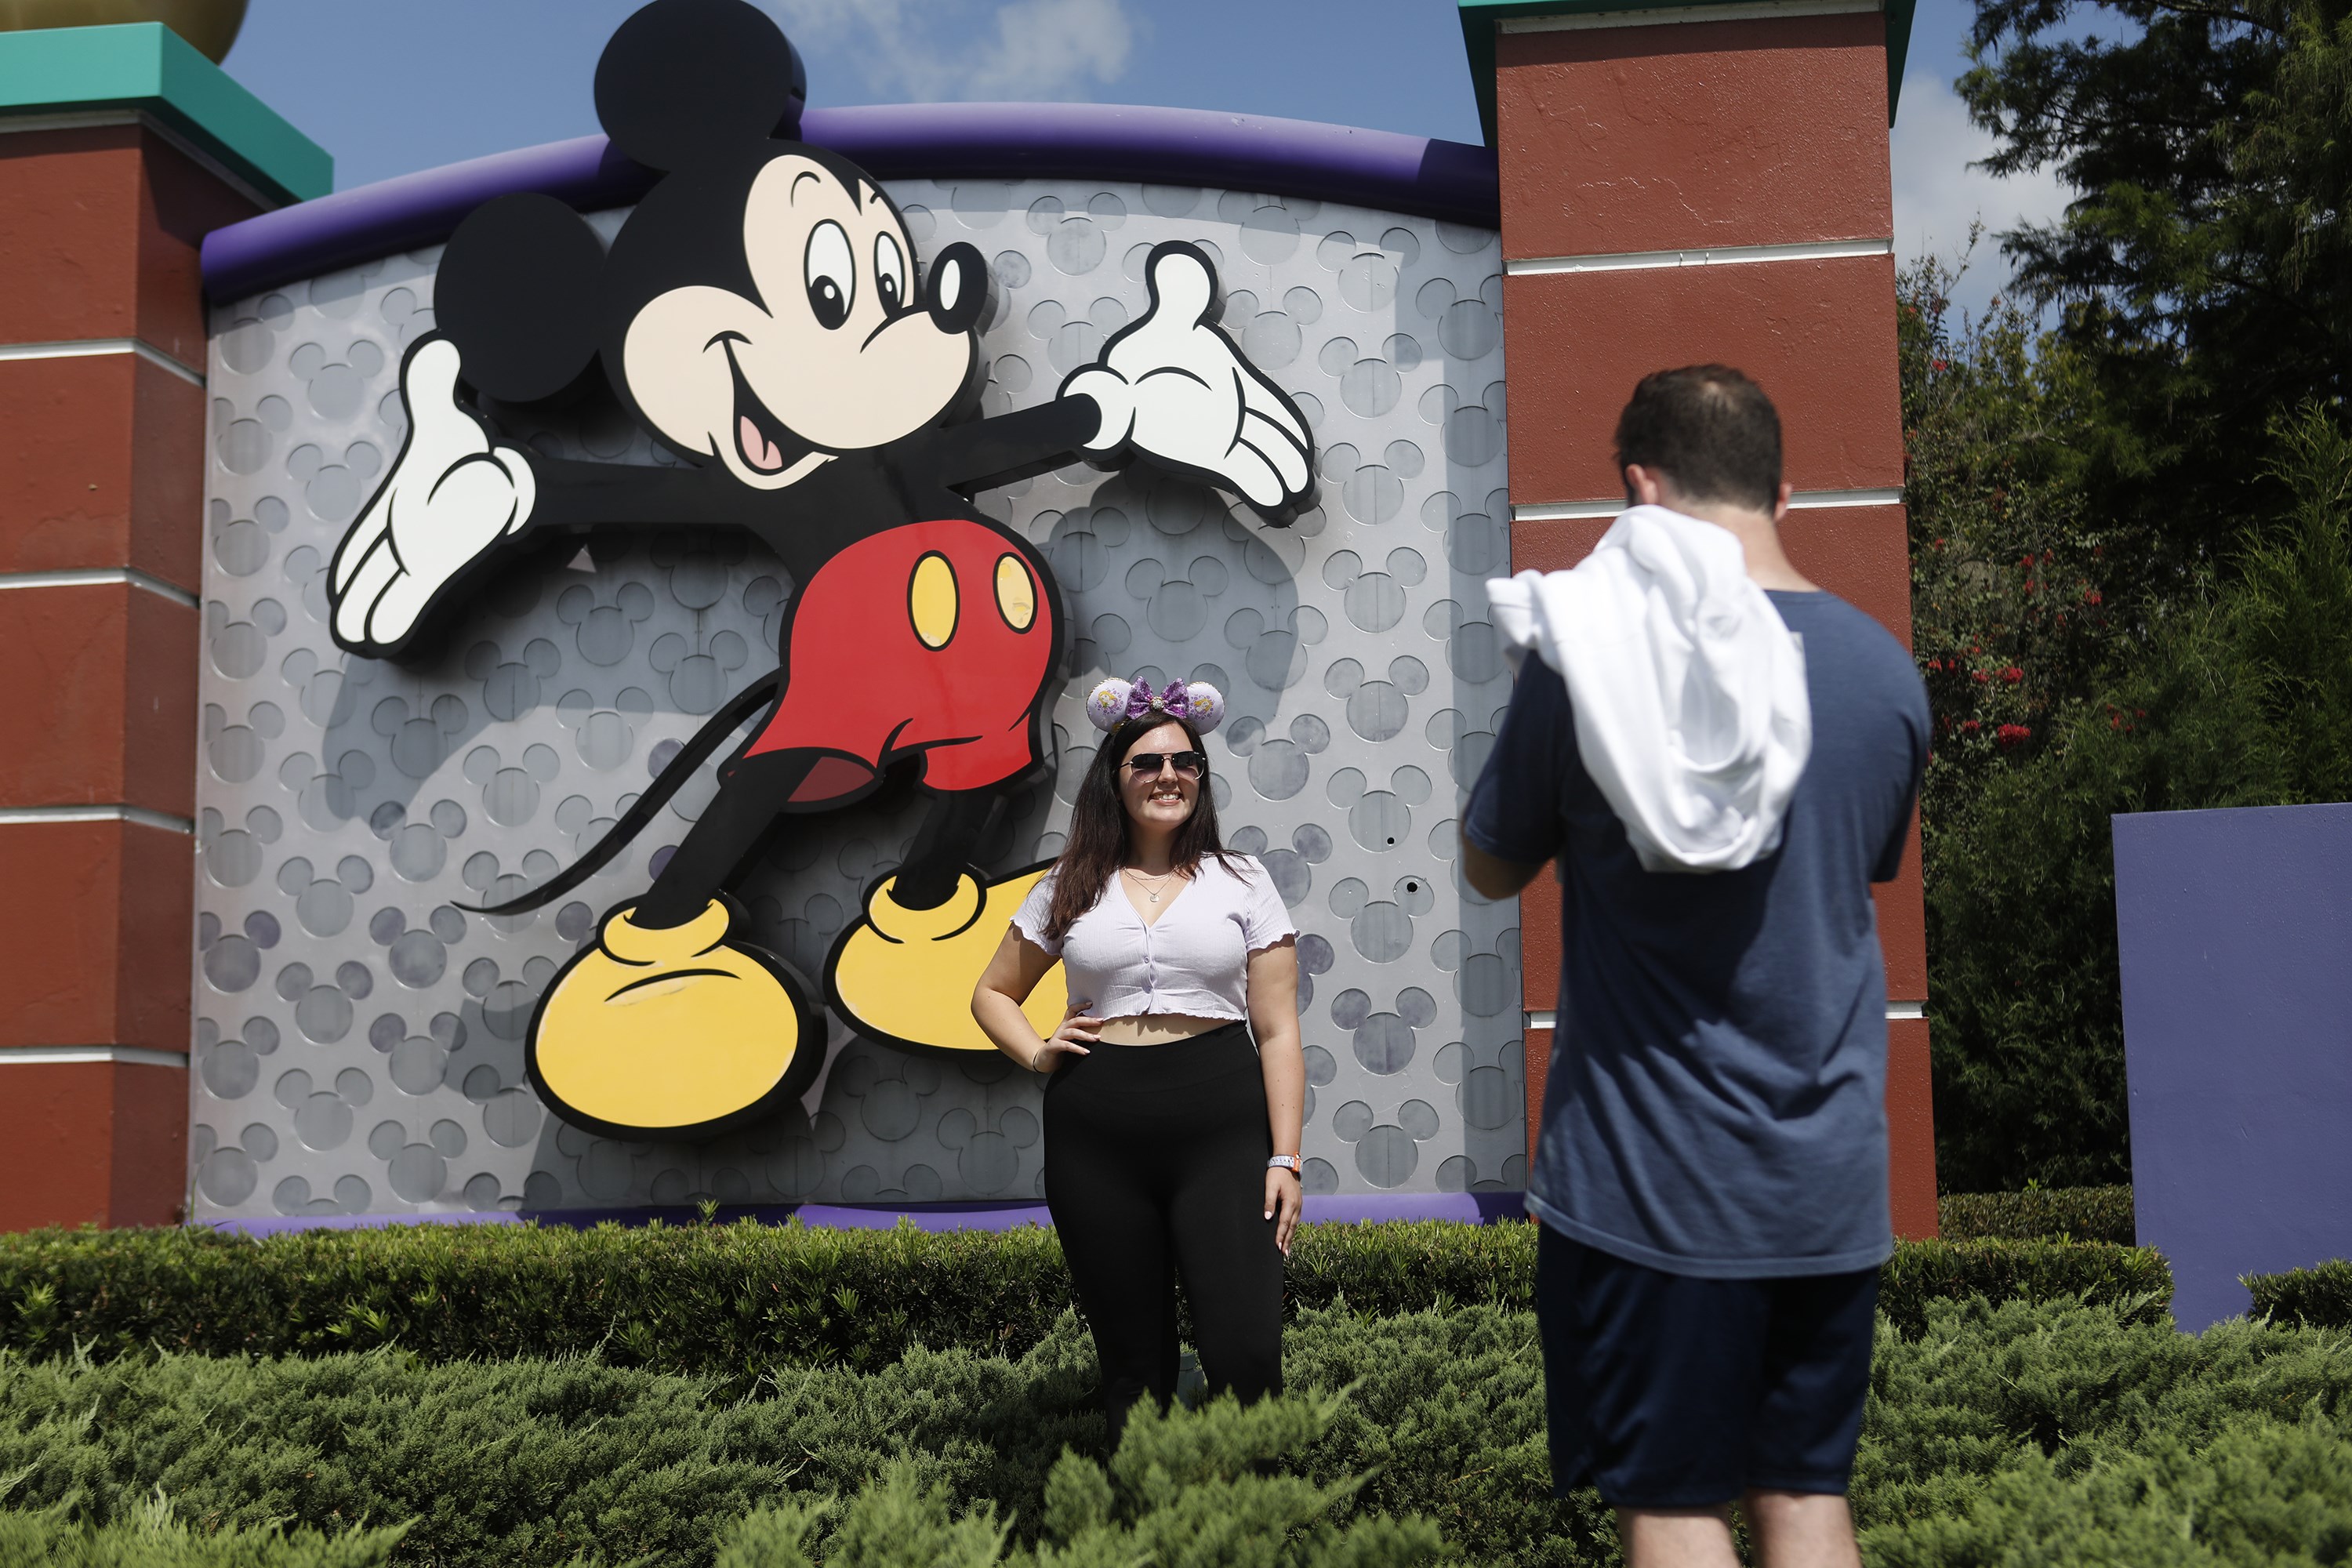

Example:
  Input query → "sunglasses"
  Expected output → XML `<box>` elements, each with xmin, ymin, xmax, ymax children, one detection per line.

<box><xmin>1123</xmin><ymin>751</ymin><xmax>1207</xmax><ymax>779</ymax></box>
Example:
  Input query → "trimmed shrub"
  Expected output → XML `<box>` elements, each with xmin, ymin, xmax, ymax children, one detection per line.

<box><xmin>1862</xmin><ymin>1414</ymin><xmax>2352</xmax><ymax>1567</ymax></box>
<box><xmin>1936</xmin><ymin>1185</ymin><xmax>2136</xmax><ymax>1244</ymax></box>
<box><xmin>2247</xmin><ymin>1259</ymin><xmax>2352</xmax><ymax>1329</ymax></box>
<box><xmin>1877</xmin><ymin>1237</ymin><xmax>2169</xmax><ymax>1337</ymax></box>
<box><xmin>0</xmin><ymin>1308</ymin><xmax>1533</xmax><ymax>1568</ymax></box>
<box><xmin>711</xmin><ymin>1401</ymin><xmax>1448</xmax><ymax>1568</ymax></box>
<box><xmin>0</xmin><ymin>1510</ymin><xmax>408</xmax><ymax>1568</ymax></box>
<box><xmin>1858</xmin><ymin>1294</ymin><xmax>2352</xmax><ymax>1565</ymax></box>
<box><xmin>14</xmin><ymin>1296</ymin><xmax>2352</xmax><ymax>1567</ymax></box>
<box><xmin>0</xmin><ymin>1392</ymin><xmax>1447</xmax><ymax>1568</ymax></box>
<box><xmin>0</xmin><ymin>1221</ymin><xmax>2169</xmax><ymax>1381</ymax></box>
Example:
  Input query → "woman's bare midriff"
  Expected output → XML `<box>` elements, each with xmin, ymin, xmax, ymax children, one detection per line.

<box><xmin>1094</xmin><ymin>1013</ymin><xmax>1232</xmax><ymax>1046</ymax></box>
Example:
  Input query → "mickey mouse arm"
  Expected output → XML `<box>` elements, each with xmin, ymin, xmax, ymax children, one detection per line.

<box><xmin>528</xmin><ymin>452</ymin><xmax>884</xmax><ymax>584</ymax></box>
<box><xmin>910</xmin><ymin>394</ymin><xmax>1105</xmax><ymax>494</ymax></box>
<box><xmin>527</xmin><ymin>454</ymin><xmax>782</xmax><ymax>534</ymax></box>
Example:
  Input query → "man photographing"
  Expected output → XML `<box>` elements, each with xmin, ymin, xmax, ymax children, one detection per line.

<box><xmin>1462</xmin><ymin>366</ymin><xmax>1928</xmax><ymax>1568</ymax></box>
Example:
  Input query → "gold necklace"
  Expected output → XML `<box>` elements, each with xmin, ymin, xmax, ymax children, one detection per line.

<box><xmin>1123</xmin><ymin>866</ymin><xmax>1179</xmax><ymax>904</ymax></box>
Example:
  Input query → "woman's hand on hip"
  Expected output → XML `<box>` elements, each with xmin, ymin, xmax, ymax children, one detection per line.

<box><xmin>1263</xmin><ymin>1166</ymin><xmax>1302</xmax><ymax>1254</ymax></box>
<box><xmin>1030</xmin><ymin>1002</ymin><xmax>1100</xmax><ymax>1073</ymax></box>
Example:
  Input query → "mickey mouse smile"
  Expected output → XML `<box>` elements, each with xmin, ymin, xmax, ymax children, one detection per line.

<box><xmin>718</xmin><ymin>335</ymin><xmax>814</xmax><ymax>475</ymax></box>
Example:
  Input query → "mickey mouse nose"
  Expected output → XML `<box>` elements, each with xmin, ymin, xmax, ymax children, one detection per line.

<box><xmin>927</xmin><ymin>241</ymin><xmax>985</xmax><ymax>336</ymax></box>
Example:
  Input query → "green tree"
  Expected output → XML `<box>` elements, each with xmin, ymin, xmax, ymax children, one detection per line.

<box><xmin>1960</xmin><ymin>0</ymin><xmax>2352</xmax><ymax>543</ymax></box>
<box><xmin>1923</xmin><ymin>408</ymin><xmax>2352</xmax><ymax>1189</ymax></box>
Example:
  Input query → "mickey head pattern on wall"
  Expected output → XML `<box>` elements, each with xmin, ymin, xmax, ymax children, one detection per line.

<box><xmin>194</xmin><ymin>9</ymin><xmax>1521</xmax><ymax>1213</ymax></box>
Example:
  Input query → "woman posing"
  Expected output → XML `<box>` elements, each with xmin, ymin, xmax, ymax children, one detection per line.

<box><xmin>971</xmin><ymin>677</ymin><xmax>1305</xmax><ymax>1433</ymax></box>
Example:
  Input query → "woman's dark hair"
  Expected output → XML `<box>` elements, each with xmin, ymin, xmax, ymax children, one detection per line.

<box><xmin>1041</xmin><ymin>713</ymin><xmax>1241</xmax><ymax>943</ymax></box>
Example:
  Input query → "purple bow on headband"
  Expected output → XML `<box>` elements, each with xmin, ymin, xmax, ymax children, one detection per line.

<box><xmin>1125</xmin><ymin>679</ymin><xmax>1189</xmax><ymax>720</ymax></box>
<box><xmin>1084</xmin><ymin>675</ymin><xmax>1225</xmax><ymax>734</ymax></box>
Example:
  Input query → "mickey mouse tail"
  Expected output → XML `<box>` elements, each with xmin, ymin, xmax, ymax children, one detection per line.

<box><xmin>459</xmin><ymin>670</ymin><xmax>783</xmax><ymax>916</ymax></box>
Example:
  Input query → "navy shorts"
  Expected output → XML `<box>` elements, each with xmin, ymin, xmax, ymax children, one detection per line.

<box><xmin>1537</xmin><ymin>1225</ymin><xmax>1878</xmax><ymax>1508</ymax></box>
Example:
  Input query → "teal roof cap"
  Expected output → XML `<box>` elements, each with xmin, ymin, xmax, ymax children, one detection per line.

<box><xmin>1458</xmin><ymin>0</ymin><xmax>1915</xmax><ymax>143</ymax></box>
<box><xmin>0</xmin><ymin>22</ymin><xmax>330</xmax><ymax>205</ymax></box>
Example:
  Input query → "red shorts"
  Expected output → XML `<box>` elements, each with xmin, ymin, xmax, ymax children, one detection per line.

<box><xmin>745</xmin><ymin>517</ymin><xmax>1056</xmax><ymax>801</ymax></box>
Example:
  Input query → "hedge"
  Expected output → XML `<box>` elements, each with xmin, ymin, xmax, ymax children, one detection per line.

<box><xmin>7</xmin><ymin>1296</ymin><xmax>2352</xmax><ymax>1567</ymax></box>
<box><xmin>0</xmin><ymin>1513</ymin><xmax>409</xmax><ymax>1568</ymax></box>
<box><xmin>0</xmin><ymin>1395</ymin><xmax>1447</xmax><ymax>1568</ymax></box>
<box><xmin>0</xmin><ymin>1220</ymin><xmax>2170</xmax><ymax>1382</ymax></box>
<box><xmin>2247</xmin><ymin>1258</ymin><xmax>2352</xmax><ymax>1330</ymax></box>
<box><xmin>1936</xmin><ymin>1184</ymin><xmax>2136</xmax><ymax>1245</ymax></box>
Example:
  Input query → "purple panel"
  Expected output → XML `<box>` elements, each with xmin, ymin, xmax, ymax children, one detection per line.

<box><xmin>201</xmin><ymin>1191</ymin><xmax>1526</xmax><ymax>1238</ymax></box>
<box><xmin>2114</xmin><ymin>802</ymin><xmax>2352</xmax><ymax>1330</ymax></box>
<box><xmin>201</xmin><ymin>103</ymin><xmax>1501</xmax><ymax>303</ymax></box>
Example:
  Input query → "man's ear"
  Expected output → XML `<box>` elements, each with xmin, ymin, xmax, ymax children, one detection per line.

<box><xmin>594</xmin><ymin>0</ymin><xmax>806</xmax><ymax>172</ymax></box>
<box><xmin>437</xmin><ymin>194</ymin><xmax>608</xmax><ymax>404</ymax></box>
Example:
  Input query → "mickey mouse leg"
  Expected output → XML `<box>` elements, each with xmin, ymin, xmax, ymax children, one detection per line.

<box><xmin>528</xmin><ymin>751</ymin><xmax>820</xmax><ymax>1140</ymax></box>
<box><xmin>829</xmin><ymin>785</ymin><xmax>1070</xmax><ymax>1055</ymax></box>
<box><xmin>634</xmin><ymin>750</ymin><xmax>815</xmax><ymax>926</ymax></box>
<box><xmin>889</xmin><ymin>789</ymin><xmax>1004</xmax><ymax>912</ymax></box>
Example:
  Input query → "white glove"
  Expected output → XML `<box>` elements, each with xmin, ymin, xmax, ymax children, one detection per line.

<box><xmin>328</xmin><ymin>336</ymin><xmax>536</xmax><ymax>654</ymax></box>
<box><xmin>1063</xmin><ymin>242</ymin><xmax>1312</xmax><ymax>515</ymax></box>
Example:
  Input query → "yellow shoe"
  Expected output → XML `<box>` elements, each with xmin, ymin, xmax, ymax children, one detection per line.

<box><xmin>826</xmin><ymin>862</ymin><xmax>1067</xmax><ymax>1055</ymax></box>
<box><xmin>527</xmin><ymin>896</ymin><xmax>817</xmax><ymax>1139</ymax></box>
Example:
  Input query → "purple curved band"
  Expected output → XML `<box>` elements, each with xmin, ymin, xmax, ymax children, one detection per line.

<box><xmin>200</xmin><ymin>102</ymin><xmax>1501</xmax><ymax>303</ymax></box>
<box><xmin>204</xmin><ymin>1191</ymin><xmax>1529</xmax><ymax>1236</ymax></box>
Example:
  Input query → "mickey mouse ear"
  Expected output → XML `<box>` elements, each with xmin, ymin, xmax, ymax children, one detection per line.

<box><xmin>596</xmin><ymin>0</ymin><xmax>808</xmax><ymax>173</ymax></box>
<box><xmin>1085</xmin><ymin>679</ymin><xmax>1135</xmax><ymax>733</ymax></box>
<box><xmin>437</xmin><ymin>194</ymin><xmax>606</xmax><ymax>403</ymax></box>
<box><xmin>1181</xmin><ymin>682</ymin><xmax>1227</xmax><ymax>735</ymax></box>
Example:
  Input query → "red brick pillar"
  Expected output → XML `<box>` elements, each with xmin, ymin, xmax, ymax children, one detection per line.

<box><xmin>1465</xmin><ymin>0</ymin><xmax>1938</xmax><ymax>1236</ymax></box>
<box><xmin>0</xmin><ymin>24</ymin><xmax>325</xmax><ymax>1228</ymax></box>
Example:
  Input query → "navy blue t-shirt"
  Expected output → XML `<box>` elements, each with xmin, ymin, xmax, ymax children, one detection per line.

<box><xmin>1465</xmin><ymin>590</ymin><xmax>1928</xmax><ymax>1277</ymax></box>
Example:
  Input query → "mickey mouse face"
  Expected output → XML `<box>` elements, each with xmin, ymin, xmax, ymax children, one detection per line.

<box><xmin>371</xmin><ymin>693</ymin><xmax>471</xmax><ymax>782</ymax></box>
<box><xmin>1329</xmin><ymin>872</ymin><xmax>1438</xmax><ymax>963</ymax></box>
<box><xmin>1330</xmin><ymin>1094</ymin><xmax>1443</xmax><ymax>1189</ymax></box>
<box><xmin>623</xmin><ymin>155</ymin><xmax>983</xmax><ymax>484</ymax></box>
<box><xmin>1327</xmin><ymin>764</ymin><xmax>1435</xmax><ymax>854</ymax></box>
<box><xmin>1330</xmin><ymin>985</ymin><xmax>1440</xmax><ymax>1076</ymax></box>
<box><xmin>433</xmin><ymin>0</ymin><xmax>989</xmax><ymax>487</ymax></box>
<box><xmin>463</xmin><ymin>742</ymin><xmax>563</xmax><ymax>829</ymax></box>
<box><xmin>368</xmin><ymin>797</ymin><xmax>469</xmax><ymax>883</ymax></box>
<box><xmin>199</xmin><ymin>803</ymin><xmax>283</xmax><ymax>888</ymax></box>
<box><xmin>277</xmin><ymin>852</ymin><xmax>375</xmax><ymax>938</ymax></box>
<box><xmin>556</xmin><ymin>582</ymin><xmax>655</xmax><ymax>666</ymax></box>
<box><xmin>464</xmin><ymin>638</ymin><xmax>562</xmax><ymax>722</ymax></box>
<box><xmin>936</xmin><ymin>1103</ymin><xmax>1040</xmax><ymax>1198</ymax></box>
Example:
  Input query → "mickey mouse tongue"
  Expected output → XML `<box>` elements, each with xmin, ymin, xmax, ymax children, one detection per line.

<box><xmin>722</xmin><ymin>339</ymin><xmax>811</xmax><ymax>477</ymax></box>
<box><xmin>739</xmin><ymin>415</ymin><xmax>785</xmax><ymax>474</ymax></box>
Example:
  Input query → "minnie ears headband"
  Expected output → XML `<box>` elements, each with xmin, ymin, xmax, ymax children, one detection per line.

<box><xmin>1084</xmin><ymin>677</ymin><xmax>1225</xmax><ymax>735</ymax></box>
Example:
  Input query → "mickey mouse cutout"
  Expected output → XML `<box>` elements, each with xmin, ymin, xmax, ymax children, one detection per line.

<box><xmin>322</xmin><ymin>0</ymin><xmax>1314</xmax><ymax>1142</ymax></box>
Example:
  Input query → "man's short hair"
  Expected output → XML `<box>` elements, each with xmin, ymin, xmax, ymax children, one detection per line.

<box><xmin>1613</xmin><ymin>365</ymin><xmax>1783</xmax><ymax>512</ymax></box>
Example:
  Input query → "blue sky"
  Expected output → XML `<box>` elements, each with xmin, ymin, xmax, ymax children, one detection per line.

<box><xmin>220</xmin><ymin>0</ymin><xmax>2062</xmax><ymax>322</ymax></box>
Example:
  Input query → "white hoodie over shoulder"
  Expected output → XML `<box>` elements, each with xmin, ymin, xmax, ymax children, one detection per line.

<box><xmin>1484</xmin><ymin>504</ymin><xmax>1811</xmax><ymax>873</ymax></box>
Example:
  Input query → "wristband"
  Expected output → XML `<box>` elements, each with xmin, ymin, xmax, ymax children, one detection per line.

<box><xmin>1266</xmin><ymin>1154</ymin><xmax>1301</xmax><ymax>1173</ymax></box>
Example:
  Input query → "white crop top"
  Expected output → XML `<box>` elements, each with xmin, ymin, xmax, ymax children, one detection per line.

<box><xmin>1010</xmin><ymin>854</ymin><xmax>1297</xmax><ymax>1022</ymax></box>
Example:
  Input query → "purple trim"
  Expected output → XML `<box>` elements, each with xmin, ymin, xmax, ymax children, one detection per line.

<box><xmin>207</xmin><ymin>1209</ymin><xmax>524</xmax><ymax>1237</ymax></box>
<box><xmin>199</xmin><ymin>103</ymin><xmax>1499</xmax><ymax>303</ymax></box>
<box><xmin>201</xmin><ymin>1191</ymin><xmax>1525</xmax><ymax>1238</ymax></box>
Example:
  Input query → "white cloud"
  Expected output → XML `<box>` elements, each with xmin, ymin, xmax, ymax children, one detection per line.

<box><xmin>1890</xmin><ymin>71</ymin><xmax>2072</xmax><ymax>321</ymax></box>
<box><xmin>770</xmin><ymin>0</ymin><xmax>1135</xmax><ymax>103</ymax></box>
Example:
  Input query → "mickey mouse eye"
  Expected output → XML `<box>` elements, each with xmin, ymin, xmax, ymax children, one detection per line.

<box><xmin>804</xmin><ymin>220</ymin><xmax>855</xmax><ymax>330</ymax></box>
<box><xmin>873</xmin><ymin>233</ymin><xmax>907</xmax><ymax>314</ymax></box>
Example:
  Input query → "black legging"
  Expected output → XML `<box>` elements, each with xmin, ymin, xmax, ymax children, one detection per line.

<box><xmin>1043</xmin><ymin>1022</ymin><xmax>1285</xmax><ymax>1435</ymax></box>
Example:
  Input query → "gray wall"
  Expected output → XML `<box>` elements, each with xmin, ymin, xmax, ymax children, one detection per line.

<box><xmin>191</xmin><ymin>179</ymin><xmax>1522</xmax><ymax>1218</ymax></box>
